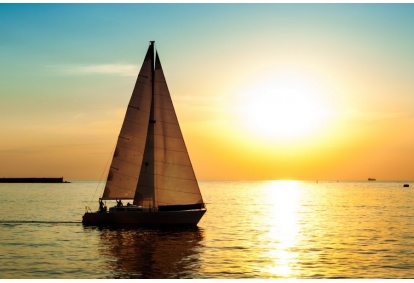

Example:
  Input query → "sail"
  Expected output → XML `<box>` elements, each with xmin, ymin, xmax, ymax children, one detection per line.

<box><xmin>134</xmin><ymin>52</ymin><xmax>204</xmax><ymax>207</ymax></box>
<box><xmin>102</xmin><ymin>44</ymin><xmax>153</xmax><ymax>200</ymax></box>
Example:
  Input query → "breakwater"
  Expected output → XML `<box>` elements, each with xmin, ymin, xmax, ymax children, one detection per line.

<box><xmin>0</xmin><ymin>177</ymin><xmax>70</xmax><ymax>183</ymax></box>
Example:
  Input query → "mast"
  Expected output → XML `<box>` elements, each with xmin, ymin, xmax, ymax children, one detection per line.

<box><xmin>150</xmin><ymin>41</ymin><xmax>155</xmax><ymax>90</ymax></box>
<box><xmin>150</xmin><ymin>40</ymin><xmax>156</xmax><ymax>209</ymax></box>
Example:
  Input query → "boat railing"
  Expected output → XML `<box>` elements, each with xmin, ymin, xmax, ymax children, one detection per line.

<box><xmin>109</xmin><ymin>205</ymin><xmax>158</xmax><ymax>213</ymax></box>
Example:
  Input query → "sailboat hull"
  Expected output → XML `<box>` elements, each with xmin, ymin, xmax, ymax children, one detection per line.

<box><xmin>82</xmin><ymin>209</ymin><xmax>206</xmax><ymax>226</ymax></box>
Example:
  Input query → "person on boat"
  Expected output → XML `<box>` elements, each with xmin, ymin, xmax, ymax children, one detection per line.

<box><xmin>99</xmin><ymin>198</ymin><xmax>107</xmax><ymax>212</ymax></box>
<box><xmin>117</xmin><ymin>199</ymin><xmax>123</xmax><ymax>207</ymax></box>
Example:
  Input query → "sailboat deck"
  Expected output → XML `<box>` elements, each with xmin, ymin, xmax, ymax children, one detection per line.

<box><xmin>109</xmin><ymin>205</ymin><xmax>155</xmax><ymax>212</ymax></box>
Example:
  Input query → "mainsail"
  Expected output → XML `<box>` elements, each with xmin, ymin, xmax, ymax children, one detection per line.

<box><xmin>102</xmin><ymin>43</ymin><xmax>153</xmax><ymax>200</ymax></box>
<box><xmin>102</xmin><ymin>42</ymin><xmax>204</xmax><ymax>209</ymax></box>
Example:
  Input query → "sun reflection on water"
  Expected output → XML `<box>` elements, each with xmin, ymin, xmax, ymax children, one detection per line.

<box><xmin>259</xmin><ymin>180</ymin><xmax>302</xmax><ymax>278</ymax></box>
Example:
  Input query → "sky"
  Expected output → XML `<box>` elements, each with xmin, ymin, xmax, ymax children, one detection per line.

<box><xmin>1</xmin><ymin>3</ymin><xmax>414</xmax><ymax>181</ymax></box>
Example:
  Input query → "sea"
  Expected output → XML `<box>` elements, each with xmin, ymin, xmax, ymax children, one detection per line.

<box><xmin>0</xmin><ymin>180</ymin><xmax>413</xmax><ymax>279</ymax></box>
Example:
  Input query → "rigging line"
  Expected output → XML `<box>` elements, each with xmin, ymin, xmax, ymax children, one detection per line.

<box><xmin>88</xmin><ymin>144</ymin><xmax>116</xmax><ymax>207</ymax></box>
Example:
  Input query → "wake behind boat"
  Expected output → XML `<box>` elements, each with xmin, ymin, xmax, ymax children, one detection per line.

<box><xmin>82</xmin><ymin>41</ymin><xmax>206</xmax><ymax>226</ymax></box>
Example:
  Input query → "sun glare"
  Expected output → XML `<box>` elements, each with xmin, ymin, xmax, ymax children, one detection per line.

<box><xmin>236</xmin><ymin>72</ymin><xmax>332</xmax><ymax>141</ymax></box>
<box><xmin>260</xmin><ymin>180</ymin><xmax>302</xmax><ymax>278</ymax></box>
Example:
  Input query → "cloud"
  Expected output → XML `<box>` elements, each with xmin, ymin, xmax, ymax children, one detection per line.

<box><xmin>48</xmin><ymin>63</ymin><xmax>139</xmax><ymax>77</ymax></box>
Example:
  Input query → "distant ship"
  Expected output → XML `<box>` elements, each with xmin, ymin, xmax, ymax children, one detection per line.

<box><xmin>368</xmin><ymin>178</ymin><xmax>376</xmax><ymax>181</ymax></box>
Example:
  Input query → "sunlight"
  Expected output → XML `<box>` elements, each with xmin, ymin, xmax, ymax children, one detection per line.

<box><xmin>236</xmin><ymin>72</ymin><xmax>332</xmax><ymax>141</ymax></box>
<box><xmin>259</xmin><ymin>180</ymin><xmax>302</xmax><ymax>278</ymax></box>
<box><xmin>266</xmin><ymin>180</ymin><xmax>301</xmax><ymax>244</ymax></box>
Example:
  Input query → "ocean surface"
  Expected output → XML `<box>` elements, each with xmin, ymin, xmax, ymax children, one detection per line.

<box><xmin>0</xmin><ymin>180</ymin><xmax>413</xmax><ymax>279</ymax></box>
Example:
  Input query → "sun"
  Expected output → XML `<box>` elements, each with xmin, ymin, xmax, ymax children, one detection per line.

<box><xmin>235</xmin><ymin>72</ymin><xmax>331</xmax><ymax>141</ymax></box>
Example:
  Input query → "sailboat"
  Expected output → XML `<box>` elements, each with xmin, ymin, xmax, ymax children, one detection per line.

<box><xmin>82</xmin><ymin>41</ymin><xmax>206</xmax><ymax>226</ymax></box>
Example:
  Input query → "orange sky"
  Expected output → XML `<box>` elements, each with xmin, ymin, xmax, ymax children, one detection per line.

<box><xmin>1</xmin><ymin>4</ymin><xmax>414</xmax><ymax>181</ymax></box>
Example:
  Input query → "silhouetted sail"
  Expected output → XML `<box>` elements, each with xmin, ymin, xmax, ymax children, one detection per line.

<box><xmin>82</xmin><ymin>41</ymin><xmax>206</xmax><ymax>226</ymax></box>
<box><xmin>102</xmin><ymin>44</ymin><xmax>153</xmax><ymax>200</ymax></box>
<box><xmin>102</xmin><ymin>42</ymin><xmax>203</xmax><ymax>209</ymax></box>
<box><xmin>134</xmin><ymin>52</ymin><xmax>204</xmax><ymax>208</ymax></box>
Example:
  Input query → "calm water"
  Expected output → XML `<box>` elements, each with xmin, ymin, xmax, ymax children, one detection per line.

<box><xmin>0</xmin><ymin>180</ymin><xmax>413</xmax><ymax>278</ymax></box>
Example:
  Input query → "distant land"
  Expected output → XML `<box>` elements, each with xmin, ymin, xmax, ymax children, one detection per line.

<box><xmin>0</xmin><ymin>177</ymin><xmax>70</xmax><ymax>183</ymax></box>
